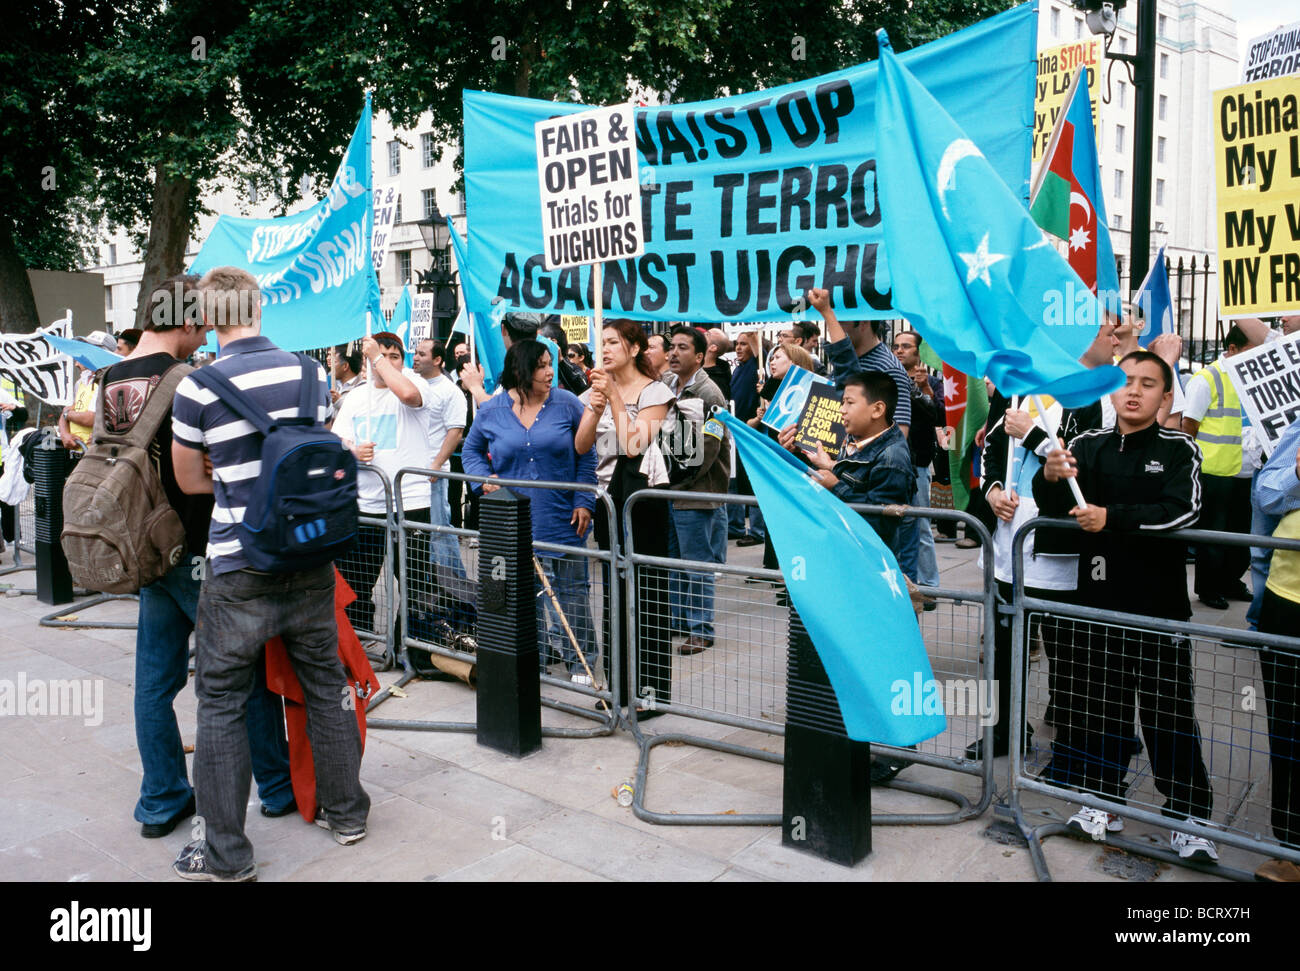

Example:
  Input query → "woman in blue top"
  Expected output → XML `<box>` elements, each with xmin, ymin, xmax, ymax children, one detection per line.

<box><xmin>462</xmin><ymin>340</ymin><xmax>599</xmax><ymax>684</ymax></box>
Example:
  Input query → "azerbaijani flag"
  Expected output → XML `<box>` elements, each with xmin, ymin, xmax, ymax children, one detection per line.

<box><xmin>1029</xmin><ymin>74</ymin><xmax>1121</xmax><ymax>309</ymax></box>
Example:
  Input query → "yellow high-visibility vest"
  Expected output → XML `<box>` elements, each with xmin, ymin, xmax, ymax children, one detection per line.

<box><xmin>1193</xmin><ymin>359</ymin><xmax>1242</xmax><ymax>477</ymax></box>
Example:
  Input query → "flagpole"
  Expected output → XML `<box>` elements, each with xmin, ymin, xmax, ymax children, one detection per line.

<box><xmin>1028</xmin><ymin>67</ymin><xmax>1087</xmax><ymax>209</ymax></box>
<box><xmin>363</xmin><ymin>311</ymin><xmax>373</xmax><ymax>448</ymax></box>
<box><xmin>1005</xmin><ymin>395</ymin><xmax>1019</xmax><ymax>497</ymax></box>
<box><xmin>592</xmin><ymin>262</ymin><xmax>603</xmax><ymax>344</ymax></box>
<box><xmin>1031</xmin><ymin>393</ymin><xmax>1086</xmax><ymax>509</ymax></box>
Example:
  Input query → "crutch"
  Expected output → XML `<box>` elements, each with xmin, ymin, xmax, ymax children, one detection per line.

<box><xmin>533</xmin><ymin>555</ymin><xmax>610</xmax><ymax>715</ymax></box>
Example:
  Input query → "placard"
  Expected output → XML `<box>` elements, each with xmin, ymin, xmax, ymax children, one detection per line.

<box><xmin>0</xmin><ymin>316</ymin><xmax>75</xmax><ymax>406</ymax></box>
<box><xmin>560</xmin><ymin>314</ymin><xmax>592</xmax><ymax>346</ymax></box>
<box><xmin>1033</xmin><ymin>39</ymin><xmax>1101</xmax><ymax>162</ymax></box>
<box><xmin>1223</xmin><ymin>332</ymin><xmax>1300</xmax><ymax>455</ymax></box>
<box><xmin>761</xmin><ymin>363</ymin><xmax>829</xmax><ymax>431</ymax></box>
<box><xmin>1242</xmin><ymin>22</ymin><xmax>1300</xmax><ymax>83</ymax></box>
<box><xmin>371</xmin><ymin>180</ymin><xmax>400</xmax><ymax>273</ymax></box>
<box><xmin>792</xmin><ymin>383</ymin><xmax>846</xmax><ymax>457</ymax></box>
<box><xmin>409</xmin><ymin>293</ymin><xmax>435</xmax><ymax>346</ymax></box>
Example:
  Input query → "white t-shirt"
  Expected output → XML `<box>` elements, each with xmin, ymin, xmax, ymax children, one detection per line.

<box><xmin>332</xmin><ymin>369</ymin><xmax>435</xmax><ymax>512</ymax></box>
<box><xmin>425</xmin><ymin>372</ymin><xmax>468</xmax><ymax>470</ymax></box>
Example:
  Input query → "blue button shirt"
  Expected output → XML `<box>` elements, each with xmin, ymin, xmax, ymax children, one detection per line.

<box><xmin>1256</xmin><ymin>417</ymin><xmax>1300</xmax><ymax>517</ymax></box>
<box><xmin>462</xmin><ymin>387</ymin><xmax>596</xmax><ymax>545</ymax></box>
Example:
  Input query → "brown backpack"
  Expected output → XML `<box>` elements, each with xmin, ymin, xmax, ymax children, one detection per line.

<box><xmin>61</xmin><ymin>363</ymin><xmax>193</xmax><ymax>594</ymax></box>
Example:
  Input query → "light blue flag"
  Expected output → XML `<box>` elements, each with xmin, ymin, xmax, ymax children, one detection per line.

<box><xmin>716</xmin><ymin>411</ymin><xmax>945</xmax><ymax>746</ymax></box>
<box><xmin>189</xmin><ymin>94</ymin><xmax>381</xmax><ymax>351</ymax></box>
<box><xmin>387</xmin><ymin>284</ymin><xmax>415</xmax><ymax>365</ymax></box>
<box><xmin>45</xmin><ymin>334</ymin><xmax>121</xmax><ymax>371</ymax></box>
<box><xmin>1135</xmin><ymin>246</ymin><xmax>1174</xmax><ymax>349</ymax></box>
<box><xmin>449</xmin><ymin>227</ymin><xmax>505</xmax><ymax>393</ymax></box>
<box><xmin>874</xmin><ymin>33</ymin><xmax>1124</xmax><ymax>409</ymax></box>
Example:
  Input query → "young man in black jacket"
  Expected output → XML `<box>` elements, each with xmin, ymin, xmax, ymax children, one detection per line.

<box><xmin>1033</xmin><ymin>350</ymin><xmax>1216</xmax><ymax>861</ymax></box>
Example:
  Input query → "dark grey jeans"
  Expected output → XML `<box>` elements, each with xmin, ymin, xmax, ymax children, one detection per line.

<box><xmin>193</xmin><ymin>563</ymin><xmax>369</xmax><ymax>874</ymax></box>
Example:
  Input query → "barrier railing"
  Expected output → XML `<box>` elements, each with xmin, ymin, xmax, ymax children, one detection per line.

<box><xmin>1004</xmin><ymin>517</ymin><xmax>1300</xmax><ymax>881</ymax></box>
<box><xmin>334</xmin><ymin>464</ymin><xmax>398</xmax><ymax>671</ymax></box>
<box><xmin>622</xmin><ymin>488</ymin><xmax>997</xmax><ymax>828</ymax></box>
<box><xmin>364</xmin><ymin>467</ymin><xmax>619</xmax><ymax>739</ymax></box>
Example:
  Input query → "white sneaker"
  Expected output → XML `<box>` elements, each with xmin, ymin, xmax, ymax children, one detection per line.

<box><xmin>570</xmin><ymin>674</ymin><xmax>594</xmax><ymax>687</ymax></box>
<box><xmin>1066</xmin><ymin>806</ymin><xmax>1124</xmax><ymax>841</ymax></box>
<box><xmin>1171</xmin><ymin>827</ymin><xmax>1219</xmax><ymax>862</ymax></box>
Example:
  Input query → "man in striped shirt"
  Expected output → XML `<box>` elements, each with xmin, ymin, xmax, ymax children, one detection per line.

<box><xmin>169</xmin><ymin>266</ymin><xmax>369</xmax><ymax>881</ymax></box>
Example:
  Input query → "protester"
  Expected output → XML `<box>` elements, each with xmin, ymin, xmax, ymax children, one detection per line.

<box><xmin>575</xmin><ymin>319</ymin><xmax>674</xmax><ymax>715</ymax></box>
<box><xmin>1182</xmin><ymin>324</ymin><xmax>1253</xmax><ymax>609</ymax></box>
<box><xmin>538</xmin><ymin>316</ymin><xmax>591</xmax><ymax>397</ymax></box>
<box><xmin>566</xmin><ymin>343</ymin><xmax>595</xmax><ymax>376</ymax></box>
<box><xmin>891</xmin><ymin>330</ymin><xmax>941</xmax><ymax>594</ymax></box>
<box><xmin>1034</xmin><ymin>350</ymin><xmax>1216</xmax><ymax>861</ymax></box>
<box><xmin>445</xmin><ymin>335</ymin><xmax>478</xmax><ymax>531</ymax></box>
<box><xmin>462</xmin><ymin>340</ymin><xmax>598</xmax><ymax>684</ymax></box>
<box><xmin>1252</xmin><ymin>415</ymin><xmax>1300</xmax><ymax>881</ymax></box>
<box><xmin>331</xmin><ymin>332</ymin><xmax>438</xmax><ymax>653</ymax></box>
<box><xmin>171</xmin><ymin>266</ymin><xmax>368</xmax><ymax>880</ymax></box>
<box><xmin>663</xmin><ymin>324</ymin><xmax>729</xmax><ymax>655</ymax></box>
<box><xmin>703</xmin><ymin>328</ymin><xmax>733</xmax><ymax>401</ymax></box>
<box><xmin>59</xmin><ymin>333</ymin><xmax>118</xmax><ymax>449</ymax></box>
<box><xmin>327</xmin><ymin>343</ymin><xmax>365</xmax><ymax>407</ymax></box>
<box><xmin>727</xmin><ymin>332</ymin><xmax>766</xmax><ymax>547</ymax></box>
<box><xmin>645</xmin><ymin>332</ymin><xmax>669</xmax><ymax>380</ymax></box>
<box><xmin>413</xmin><ymin>338</ymin><xmax>469</xmax><ymax>586</ymax></box>
<box><xmin>116</xmin><ymin>328</ymin><xmax>142</xmax><ymax>355</ymax></box>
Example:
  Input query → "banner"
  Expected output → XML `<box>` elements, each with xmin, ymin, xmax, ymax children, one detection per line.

<box><xmin>1223</xmin><ymin>332</ymin><xmax>1300</xmax><ymax>456</ymax></box>
<box><xmin>1033</xmin><ymin>39</ymin><xmax>1101</xmax><ymax>162</ymax></box>
<box><xmin>0</xmin><ymin>317</ymin><xmax>75</xmax><ymax>406</ymax></box>
<box><xmin>761</xmin><ymin>363</ymin><xmax>828</xmax><ymax>431</ymax></box>
<box><xmin>463</xmin><ymin>3</ymin><xmax>1036</xmax><ymax>325</ymax></box>
<box><xmin>189</xmin><ymin>95</ymin><xmax>382</xmax><ymax>351</ymax></box>
<box><xmin>1242</xmin><ymin>21</ymin><xmax>1300</xmax><ymax>83</ymax></box>
<box><xmin>371</xmin><ymin>180</ymin><xmax>400</xmax><ymax>273</ymax></box>
<box><xmin>1214</xmin><ymin>74</ymin><xmax>1300</xmax><ymax>318</ymax></box>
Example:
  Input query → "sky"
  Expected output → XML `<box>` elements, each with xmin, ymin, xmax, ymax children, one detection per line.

<box><xmin>1229</xmin><ymin>0</ymin><xmax>1298</xmax><ymax>62</ymax></box>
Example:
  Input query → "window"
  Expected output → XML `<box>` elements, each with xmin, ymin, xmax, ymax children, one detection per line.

<box><xmin>1118</xmin><ymin>35</ymin><xmax>1128</xmax><ymax>53</ymax></box>
<box><xmin>1158</xmin><ymin>14</ymin><xmax>1168</xmax><ymax>38</ymax></box>
<box><xmin>1157</xmin><ymin>136</ymin><xmax>1166</xmax><ymax>163</ymax></box>
<box><xmin>1114</xmin><ymin>125</ymin><xmax>1125</xmax><ymax>153</ymax></box>
<box><xmin>421</xmin><ymin>132</ymin><xmax>436</xmax><ymax>168</ymax></box>
<box><xmin>1074</xmin><ymin>17</ymin><xmax>1083</xmax><ymax>40</ymax></box>
<box><xmin>1117</xmin><ymin>81</ymin><xmax>1126</xmax><ymax>108</ymax></box>
<box><xmin>387</xmin><ymin>140</ymin><xmax>401</xmax><ymax>176</ymax></box>
<box><xmin>1114</xmin><ymin>169</ymin><xmax>1124</xmax><ymax>199</ymax></box>
<box><xmin>107</xmin><ymin>243</ymin><xmax>117</xmax><ymax>265</ymax></box>
<box><xmin>1158</xmin><ymin>95</ymin><xmax>1167</xmax><ymax>121</ymax></box>
<box><xmin>1156</xmin><ymin>179</ymin><xmax>1165</xmax><ymax>207</ymax></box>
<box><xmin>422</xmin><ymin>188</ymin><xmax>437</xmax><ymax>219</ymax></box>
<box><xmin>1050</xmin><ymin>8</ymin><xmax>1059</xmax><ymax>35</ymax></box>
<box><xmin>396</xmin><ymin>250</ymin><xmax>412</xmax><ymax>285</ymax></box>
<box><xmin>1113</xmin><ymin>214</ymin><xmax>1123</xmax><ymax>230</ymax></box>
<box><xmin>394</xmin><ymin>194</ymin><xmax>403</xmax><ymax>224</ymax></box>
<box><xmin>105</xmin><ymin>288</ymin><xmax>113</xmax><ymax>312</ymax></box>
<box><xmin>1155</xmin><ymin>221</ymin><xmax>1165</xmax><ymax>232</ymax></box>
<box><xmin>1159</xmin><ymin>53</ymin><xmax>1169</xmax><ymax>79</ymax></box>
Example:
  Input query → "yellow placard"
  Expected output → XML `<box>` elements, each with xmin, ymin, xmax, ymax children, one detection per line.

<box><xmin>1033</xmin><ymin>40</ymin><xmax>1102</xmax><ymax>162</ymax></box>
<box><xmin>1214</xmin><ymin>75</ymin><xmax>1300</xmax><ymax>318</ymax></box>
<box><xmin>560</xmin><ymin>314</ymin><xmax>591</xmax><ymax>346</ymax></box>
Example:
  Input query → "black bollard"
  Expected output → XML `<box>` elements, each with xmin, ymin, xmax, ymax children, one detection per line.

<box><xmin>474</xmin><ymin>487</ymin><xmax>541</xmax><ymax>757</ymax></box>
<box><xmin>782</xmin><ymin>606</ymin><xmax>872</xmax><ymax>866</ymax></box>
<box><xmin>33</xmin><ymin>433</ymin><xmax>75</xmax><ymax>605</ymax></box>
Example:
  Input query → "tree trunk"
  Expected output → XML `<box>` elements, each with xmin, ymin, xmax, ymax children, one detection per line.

<box><xmin>0</xmin><ymin>221</ymin><xmax>42</xmax><ymax>334</ymax></box>
<box><xmin>134</xmin><ymin>164</ymin><xmax>193</xmax><ymax>329</ymax></box>
<box><xmin>515</xmin><ymin>40</ymin><xmax>535</xmax><ymax>97</ymax></box>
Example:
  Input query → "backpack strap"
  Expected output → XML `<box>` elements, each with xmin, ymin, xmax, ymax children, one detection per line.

<box><xmin>92</xmin><ymin>362</ymin><xmax>194</xmax><ymax>449</ymax></box>
<box><xmin>188</xmin><ymin>362</ymin><xmax>277</xmax><ymax>437</ymax></box>
<box><xmin>294</xmin><ymin>353</ymin><xmax>322</xmax><ymax>422</ymax></box>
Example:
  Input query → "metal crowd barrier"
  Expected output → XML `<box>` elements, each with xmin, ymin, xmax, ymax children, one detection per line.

<box><xmin>1003</xmin><ymin>517</ymin><xmax>1300</xmax><ymax>881</ymax></box>
<box><xmin>334</xmin><ymin>465</ymin><xmax>398</xmax><ymax>671</ymax></box>
<box><xmin>622</xmin><ymin>489</ymin><xmax>997</xmax><ymax>828</ymax></box>
<box><xmin>364</xmin><ymin>467</ymin><xmax>619</xmax><ymax>739</ymax></box>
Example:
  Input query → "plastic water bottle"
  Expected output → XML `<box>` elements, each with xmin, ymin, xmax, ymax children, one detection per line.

<box><xmin>615</xmin><ymin>780</ymin><xmax>634</xmax><ymax>807</ymax></box>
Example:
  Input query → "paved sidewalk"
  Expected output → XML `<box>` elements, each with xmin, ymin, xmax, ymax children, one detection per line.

<box><xmin>0</xmin><ymin>538</ymin><xmax>1261</xmax><ymax>882</ymax></box>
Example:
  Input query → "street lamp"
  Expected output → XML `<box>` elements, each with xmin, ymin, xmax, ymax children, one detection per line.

<box><xmin>414</xmin><ymin>202</ymin><xmax>459</xmax><ymax>341</ymax></box>
<box><xmin>1076</xmin><ymin>0</ymin><xmax>1157</xmax><ymax>290</ymax></box>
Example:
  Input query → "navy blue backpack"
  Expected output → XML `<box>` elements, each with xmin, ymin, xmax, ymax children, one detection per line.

<box><xmin>191</xmin><ymin>355</ymin><xmax>357</xmax><ymax>572</ymax></box>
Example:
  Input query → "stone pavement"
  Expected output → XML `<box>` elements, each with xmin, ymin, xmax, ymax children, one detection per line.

<box><xmin>0</xmin><ymin>534</ymin><xmax>1269</xmax><ymax>883</ymax></box>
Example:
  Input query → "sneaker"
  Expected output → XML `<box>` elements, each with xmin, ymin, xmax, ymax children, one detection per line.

<box><xmin>172</xmin><ymin>840</ymin><xmax>256</xmax><ymax>882</ymax></box>
<box><xmin>315</xmin><ymin>809</ymin><xmax>367</xmax><ymax>846</ymax></box>
<box><xmin>1066</xmin><ymin>806</ymin><xmax>1124</xmax><ymax>841</ymax></box>
<box><xmin>1171</xmin><ymin>827</ymin><xmax>1219</xmax><ymax>862</ymax></box>
<box><xmin>570</xmin><ymin>673</ymin><xmax>593</xmax><ymax>687</ymax></box>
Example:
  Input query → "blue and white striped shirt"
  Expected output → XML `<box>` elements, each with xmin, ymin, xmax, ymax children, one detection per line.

<box><xmin>172</xmin><ymin>335</ymin><xmax>329</xmax><ymax>575</ymax></box>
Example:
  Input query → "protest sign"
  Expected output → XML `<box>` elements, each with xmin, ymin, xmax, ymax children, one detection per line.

<box><xmin>535</xmin><ymin>104</ymin><xmax>643</xmax><ymax>270</ymax></box>
<box><xmin>408</xmin><ymin>293</ymin><xmax>435</xmax><ymax>347</ymax></box>
<box><xmin>560</xmin><ymin>314</ymin><xmax>592</xmax><ymax>346</ymax></box>
<box><xmin>1213</xmin><ymin>74</ymin><xmax>1300</xmax><ymax>318</ymax></box>
<box><xmin>371</xmin><ymin>181</ymin><xmax>400</xmax><ymax>273</ymax></box>
<box><xmin>0</xmin><ymin>316</ymin><xmax>75</xmax><ymax>406</ymax></box>
<box><xmin>1223</xmin><ymin>332</ymin><xmax>1300</xmax><ymax>456</ymax></box>
<box><xmin>761</xmin><ymin>363</ymin><xmax>828</xmax><ymax>431</ymax></box>
<box><xmin>1033</xmin><ymin>39</ymin><xmax>1101</xmax><ymax>162</ymax></box>
<box><xmin>1242</xmin><ymin>21</ymin><xmax>1300</xmax><ymax>83</ymax></box>
<box><xmin>463</xmin><ymin>3</ymin><xmax>1035</xmax><ymax>324</ymax></box>
<box><xmin>792</xmin><ymin>383</ymin><xmax>845</xmax><ymax>457</ymax></box>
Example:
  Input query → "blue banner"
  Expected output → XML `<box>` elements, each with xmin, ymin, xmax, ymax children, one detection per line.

<box><xmin>449</xmin><ymin>227</ymin><xmax>506</xmax><ymax>393</ymax></box>
<box><xmin>463</xmin><ymin>3</ymin><xmax>1036</xmax><ymax>325</ymax></box>
<box><xmin>189</xmin><ymin>95</ymin><xmax>381</xmax><ymax>351</ymax></box>
<box><xmin>761</xmin><ymin>363</ymin><xmax>829</xmax><ymax>432</ymax></box>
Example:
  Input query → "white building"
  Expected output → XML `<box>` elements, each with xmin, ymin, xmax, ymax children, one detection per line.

<box><xmin>1037</xmin><ymin>0</ymin><xmax>1238</xmax><ymax>276</ymax></box>
<box><xmin>87</xmin><ymin>110</ymin><xmax>463</xmax><ymax>334</ymax></box>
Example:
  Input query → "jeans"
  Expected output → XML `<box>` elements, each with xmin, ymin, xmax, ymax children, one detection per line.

<box><xmin>429</xmin><ymin>479</ymin><xmax>467</xmax><ymax>581</ymax></box>
<box><xmin>133</xmin><ymin>561</ymin><xmax>292</xmax><ymax>825</ymax></box>
<box><xmin>192</xmin><ymin>564</ymin><xmax>369</xmax><ymax>875</ymax></box>
<box><xmin>1248</xmin><ymin>467</ymin><xmax>1281</xmax><ymax>631</ymax></box>
<box><xmin>667</xmin><ymin>505</ymin><xmax>727</xmax><ymax>641</ymax></box>
<box><xmin>897</xmin><ymin>465</ymin><xmax>939</xmax><ymax>588</ymax></box>
<box><xmin>536</xmin><ymin>553</ymin><xmax>597</xmax><ymax>676</ymax></box>
<box><xmin>727</xmin><ymin>459</ymin><xmax>765</xmax><ymax>540</ymax></box>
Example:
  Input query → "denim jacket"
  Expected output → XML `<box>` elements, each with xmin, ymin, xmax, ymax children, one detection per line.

<box><xmin>830</xmin><ymin>423</ymin><xmax>916</xmax><ymax>558</ymax></box>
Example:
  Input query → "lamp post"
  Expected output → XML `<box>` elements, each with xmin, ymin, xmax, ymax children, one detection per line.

<box><xmin>415</xmin><ymin>203</ymin><xmax>460</xmax><ymax>341</ymax></box>
<box><xmin>1076</xmin><ymin>0</ymin><xmax>1156</xmax><ymax>291</ymax></box>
